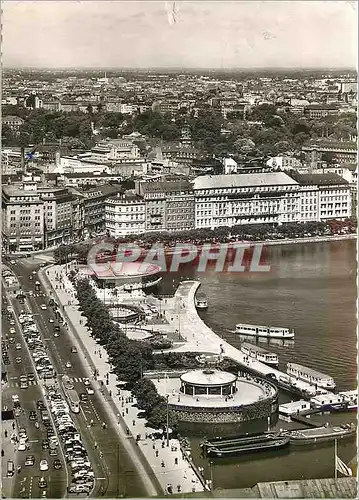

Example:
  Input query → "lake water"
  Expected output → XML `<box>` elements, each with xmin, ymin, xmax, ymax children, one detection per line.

<box><xmin>159</xmin><ymin>240</ymin><xmax>357</xmax><ymax>489</ymax></box>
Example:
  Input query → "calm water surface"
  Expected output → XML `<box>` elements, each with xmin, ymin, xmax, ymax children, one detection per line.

<box><xmin>159</xmin><ymin>240</ymin><xmax>357</xmax><ymax>489</ymax></box>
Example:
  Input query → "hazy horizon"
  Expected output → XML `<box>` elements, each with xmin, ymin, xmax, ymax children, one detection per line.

<box><xmin>2</xmin><ymin>1</ymin><xmax>357</xmax><ymax>70</ymax></box>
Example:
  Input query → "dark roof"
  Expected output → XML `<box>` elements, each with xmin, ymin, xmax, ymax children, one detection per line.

<box><xmin>141</xmin><ymin>181</ymin><xmax>193</xmax><ymax>194</ymax></box>
<box><xmin>303</xmin><ymin>140</ymin><xmax>357</xmax><ymax>151</ymax></box>
<box><xmin>305</xmin><ymin>104</ymin><xmax>340</xmax><ymax>110</ymax></box>
<box><xmin>289</xmin><ymin>172</ymin><xmax>349</xmax><ymax>186</ymax></box>
<box><xmin>63</xmin><ymin>172</ymin><xmax>121</xmax><ymax>178</ymax></box>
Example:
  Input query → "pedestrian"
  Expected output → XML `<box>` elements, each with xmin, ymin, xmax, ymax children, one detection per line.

<box><xmin>12</xmin><ymin>423</ymin><xmax>15</xmax><ymax>430</ymax></box>
<box><xmin>1</xmin><ymin>449</ymin><xmax>4</xmax><ymax>457</ymax></box>
<box><xmin>132</xmin><ymin>420</ymin><xmax>135</xmax><ymax>426</ymax></box>
<box><xmin>161</xmin><ymin>460</ymin><xmax>165</xmax><ymax>467</ymax></box>
<box><xmin>99</xmin><ymin>451</ymin><xmax>103</xmax><ymax>458</ymax></box>
<box><xmin>94</xmin><ymin>442</ymin><xmax>98</xmax><ymax>449</ymax></box>
<box><xmin>4</xmin><ymin>430</ymin><xmax>8</xmax><ymax>438</ymax></box>
<box><xmin>155</xmin><ymin>450</ymin><xmax>159</xmax><ymax>457</ymax></box>
<box><xmin>125</xmin><ymin>408</ymin><xmax>128</xmax><ymax>414</ymax></box>
<box><xmin>174</xmin><ymin>457</ymin><xmax>178</xmax><ymax>465</ymax></box>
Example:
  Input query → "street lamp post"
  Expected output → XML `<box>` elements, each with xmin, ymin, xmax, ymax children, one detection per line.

<box><xmin>210</xmin><ymin>461</ymin><xmax>214</xmax><ymax>491</ymax></box>
<box><xmin>166</xmin><ymin>394</ymin><xmax>170</xmax><ymax>447</ymax></box>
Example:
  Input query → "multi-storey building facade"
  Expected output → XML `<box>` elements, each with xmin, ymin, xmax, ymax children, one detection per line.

<box><xmin>302</xmin><ymin>141</ymin><xmax>357</xmax><ymax>166</ymax></box>
<box><xmin>3</xmin><ymin>115</ymin><xmax>24</xmax><ymax>132</ymax></box>
<box><xmin>193</xmin><ymin>173</ymin><xmax>300</xmax><ymax>229</ymax></box>
<box><xmin>105</xmin><ymin>192</ymin><xmax>146</xmax><ymax>237</ymax></box>
<box><xmin>295</xmin><ymin>173</ymin><xmax>352</xmax><ymax>222</ymax></box>
<box><xmin>137</xmin><ymin>181</ymin><xmax>195</xmax><ymax>232</ymax></box>
<box><xmin>78</xmin><ymin>185</ymin><xmax>123</xmax><ymax>236</ymax></box>
<box><xmin>2</xmin><ymin>182</ymin><xmax>45</xmax><ymax>252</ymax></box>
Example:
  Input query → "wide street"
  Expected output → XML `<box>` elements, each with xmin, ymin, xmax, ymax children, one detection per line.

<box><xmin>2</xmin><ymin>287</ymin><xmax>67</xmax><ymax>499</ymax></box>
<box><xmin>3</xmin><ymin>256</ymin><xmax>152</xmax><ymax>498</ymax></box>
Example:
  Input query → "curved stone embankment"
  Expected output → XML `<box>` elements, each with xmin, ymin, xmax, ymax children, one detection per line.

<box><xmin>167</xmin><ymin>281</ymin><xmax>323</xmax><ymax>398</ymax></box>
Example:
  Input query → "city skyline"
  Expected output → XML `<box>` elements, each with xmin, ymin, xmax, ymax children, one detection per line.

<box><xmin>2</xmin><ymin>1</ymin><xmax>357</xmax><ymax>69</ymax></box>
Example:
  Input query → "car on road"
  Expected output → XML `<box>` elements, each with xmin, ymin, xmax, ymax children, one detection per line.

<box><xmin>15</xmin><ymin>357</ymin><xmax>22</xmax><ymax>364</ymax></box>
<box><xmin>79</xmin><ymin>393</ymin><xmax>88</xmax><ymax>402</ymax></box>
<box><xmin>29</xmin><ymin>411</ymin><xmax>37</xmax><ymax>421</ymax></box>
<box><xmin>25</xmin><ymin>455</ymin><xmax>35</xmax><ymax>467</ymax></box>
<box><xmin>39</xmin><ymin>459</ymin><xmax>49</xmax><ymax>471</ymax></box>
<box><xmin>15</xmin><ymin>343</ymin><xmax>22</xmax><ymax>350</ymax></box>
<box><xmin>19</xmin><ymin>428</ymin><xmax>28</xmax><ymax>440</ymax></box>
<box><xmin>11</xmin><ymin>394</ymin><xmax>19</xmax><ymax>403</ymax></box>
<box><xmin>37</xmin><ymin>400</ymin><xmax>45</xmax><ymax>410</ymax></box>
<box><xmin>42</xmin><ymin>439</ymin><xmax>49</xmax><ymax>450</ymax></box>
<box><xmin>38</xmin><ymin>477</ymin><xmax>47</xmax><ymax>489</ymax></box>
<box><xmin>9</xmin><ymin>328</ymin><xmax>16</xmax><ymax>334</ymax></box>
<box><xmin>48</xmin><ymin>318</ymin><xmax>54</xmax><ymax>324</ymax></box>
<box><xmin>86</xmin><ymin>386</ymin><xmax>94</xmax><ymax>395</ymax></box>
<box><xmin>49</xmin><ymin>448</ymin><xmax>58</xmax><ymax>456</ymax></box>
<box><xmin>8</xmin><ymin>338</ymin><xmax>15</xmax><ymax>345</ymax></box>
<box><xmin>18</xmin><ymin>439</ymin><xmax>27</xmax><ymax>451</ymax></box>
<box><xmin>28</xmin><ymin>373</ymin><xmax>35</xmax><ymax>381</ymax></box>
<box><xmin>53</xmin><ymin>459</ymin><xmax>62</xmax><ymax>470</ymax></box>
<box><xmin>10</xmin><ymin>260</ymin><xmax>16</xmax><ymax>264</ymax></box>
<box><xmin>70</xmin><ymin>346</ymin><xmax>77</xmax><ymax>354</ymax></box>
<box><xmin>83</xmin><ymin>378</ymin><xmax>90</xmax><ymax>386</ymax></box>
<box><xmin>65</xmin><ymin>361</ymin><xmax>72</xmax><ymax>368</ymax></box>
<box><xmin>40</xmin><ymin>304</ymin><xmax>47</xmax><ymax>310</ymax></box>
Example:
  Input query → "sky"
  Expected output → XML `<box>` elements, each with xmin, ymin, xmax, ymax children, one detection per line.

<box><xmin>2</xmin><ymin>1</ymin><xmax>358</xmax><ymax>69</ymax></box>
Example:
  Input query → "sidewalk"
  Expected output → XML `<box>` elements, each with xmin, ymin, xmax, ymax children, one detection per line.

<box><xmin>1</xmin><ymin>403</ymin><xmax>18</xmax><ymax>498</ymax></box>
<box><xmin>42</xmin><ymin>264</ymin><xmax>206</xmax><ymax>495</ymax></box>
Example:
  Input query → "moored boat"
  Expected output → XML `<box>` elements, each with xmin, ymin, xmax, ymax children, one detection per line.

<box><xmin>205</xmin><ymin>436</ymin><xmax>290</xmax><ymax>457</ymax></box>
<box><xmin>310</xmin><ymin>393</ymin><xmax>345</xmax><ymax>411</ymax></box>
<box><xmin>195</xmin><ymin>294</ymin><xmax>208</xmax><ymax>309</ymax></box>
<box><xmin>235</xmin><ymin>323</ymin><xmax>295</xmax><ymax>339</ymax></box>
<box><xmin>287</xmin><ymin>423</ymin><xmax>356</xmax><ymax>445</ymax></box>
<box><xmin>287</xmin><ymin>363</ymin><xmax>335</xmax><ymax>390</ymax></box>
<box><xmin>240</xmin><ymin>342</ymin><xmax>278</xmax><ymax>366</ymax></box>
<box><xmin>338</xmin><ymin>390</ymin><xmax>358</xmax><ymax>411</ymax></box>
<box><xmin>279</xmin><ymin>400</ymin><xmax>311</xmax><ymax>416</ymax></box>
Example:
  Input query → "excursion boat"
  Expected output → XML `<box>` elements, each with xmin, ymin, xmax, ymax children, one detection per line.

<box><xmin>195</xmin><ymin>295</ymin><xmax>208</xmax><ymax>309</ymax></box>
<box><xmin>287</xmin><ymin>423</ymin><xmax>356</xmax><ymax>445</ymax></box>
<box><xmin>279</xmin><ymin>400</ymin><xmax>311</xmax><ymax>416</ymax></box>
<box><xmin>203</xmin><ymin>435</ymin><xmax>290</xmax><ymax>457</ymax></box>
<box><xmin>240</xmin><ymin>342</ymin><xmax>278</xmax><ymax>366</ymax></box>
<box><xmin>310</xmin><ymin>393</ymin><xmax>346</xmax><ymax>411</ymax></box>
<box><xmin>338</xmin><ymin>390</ymin><xmax>358</xmax><ymax>411</ymax></box>
<box><xmin>287</xmin><ymin>363</ymin><xmax>335</xmax><ymax>390</ymax></box>
<box><xmin>235</xmin><ymin>323</ymin><xmax>295</xmax><ymax>339</ymax></box>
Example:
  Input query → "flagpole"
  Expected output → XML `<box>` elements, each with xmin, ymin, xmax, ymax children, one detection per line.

<box><xmin>334</xmin><ymin>439</ymin><xmax>338</xmax><ymax>479</ymax></box>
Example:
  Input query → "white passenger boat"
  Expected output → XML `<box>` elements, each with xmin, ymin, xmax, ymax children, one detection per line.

<box><xmin>310</xmin><ymin>393</ymin><xmax>345</xmax><ymax>411</ymax></box>
<box><xmin>240</xmin><ymin>342</ymin><xmax>278</xmax><ymax>366</ymax></box>
<box><xmin>279</xmin><ymin>400</ymin><xmax>311</xmax><ymax>416</ymax></box>
<box><xmin>287</xmin><ymin>363</ymin><xmax>335</xmax><ymax>390</ymax></box>
<box><xmin>338</xmin><ymin>390</ymin><xmax>358</xmax><ymax>410</ymax></box>
<box><xmin>195</xmin><ymin>295</ymin><xmax>208</xmax><ymax>309</ymax></box>
<box><xmin>235</xmin><ymin>323</ymin><xmax>295</xmax><ymax>339</ymax></box>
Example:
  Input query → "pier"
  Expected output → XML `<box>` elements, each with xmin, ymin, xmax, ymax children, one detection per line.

<box><xmin>162</xmin><ymin>281</ymin><xmax>331</xmax><ymax>399</ymax></box>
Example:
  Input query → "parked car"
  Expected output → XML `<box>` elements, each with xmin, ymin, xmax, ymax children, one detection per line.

<box><xmin>25</xmin><ymin>455</ymin><xmax>35</xmax><ymax>466</ymax></box>
<box><xmin>53</xmin><ymin>459</ymin><xmax>62</xmax><ymax>470</ymax></box>
<box><xmin>39</xmin><ymin>459</ymin><xmax>49</xmax><ymax>471</ymax></box>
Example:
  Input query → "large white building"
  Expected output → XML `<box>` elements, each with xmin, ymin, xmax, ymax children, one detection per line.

<box><xmin>105</xmin><ymin>192</ymin><xmax>146</xmax><ymax>237</ymax></box>
<box><xmin>295</xmin><ymin>173</ymin><xmax>352</xmax><ymax>222</ymax></box>
<box><xmin>193</xmin><ymin>172</ymin><xmax>300</xmax><ymax>229</ymax></box>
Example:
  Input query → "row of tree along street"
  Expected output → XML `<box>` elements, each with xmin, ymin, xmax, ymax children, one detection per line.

<box><xmin>55</xmin><ymin>218</ymin><xmax>357</xmax><ymax>264</ymax></box>
<box><xmin>71</xmin><ymin>275</ymin><xmax>181</xmax><ymax>430</ymax></box>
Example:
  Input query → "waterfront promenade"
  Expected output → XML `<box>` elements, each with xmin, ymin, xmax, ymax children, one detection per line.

<box><xmin>162</xmin><ymin>281</ymin><xmax>327</xmax><ymax>398</ymax></box>
<box><xmin>41</xmin><ymin>265</ymin><xmax>206</xmax><ymax>495</ymax></box>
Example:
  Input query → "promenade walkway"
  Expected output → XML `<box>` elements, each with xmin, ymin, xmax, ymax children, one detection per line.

<box><xmin>162</xmin><ymin>281</ymin><xmax>326</xmax><ymax>398</ymax></box>
<box><xmin>41</xmin><ymin>265</ymin><xmax>206</xmax><ymax>495</ymax></box>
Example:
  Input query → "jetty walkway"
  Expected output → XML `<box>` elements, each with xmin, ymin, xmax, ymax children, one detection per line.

<box><xmin>163</xmin><ymin>281</ymin><xmax>328</xmax><ymax>399</ymax></box>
